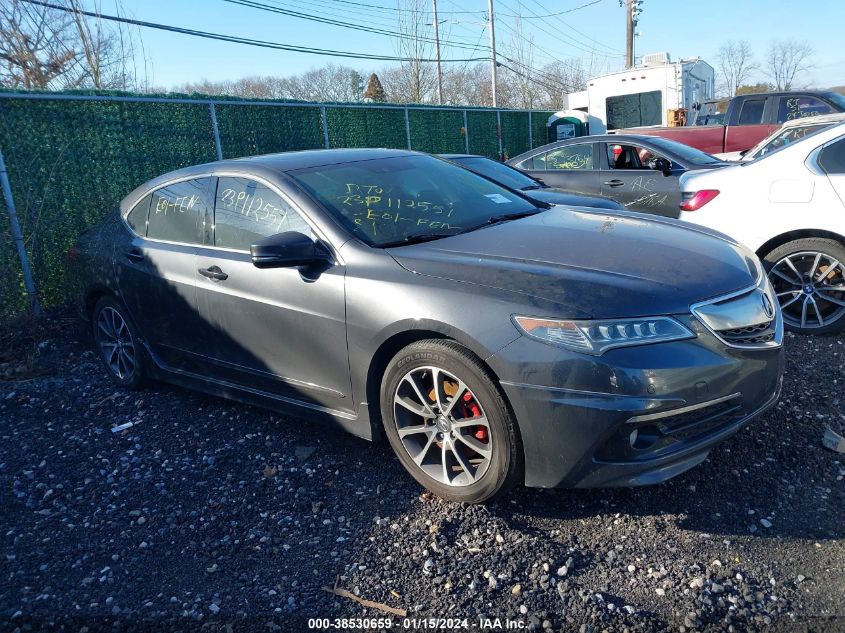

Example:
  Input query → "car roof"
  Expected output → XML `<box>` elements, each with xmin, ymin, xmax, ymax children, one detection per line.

<box><xmin>121</xmin><ymin>148</ymin><xmax>419</xmax><ymax>213</ymax></box>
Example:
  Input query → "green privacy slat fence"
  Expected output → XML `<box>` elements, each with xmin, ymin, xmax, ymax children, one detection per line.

<box><xmin>326</xmin><ymin>107</ymin><xmax>407</xmax><ymax>149</ymax></box>
<box><xmin>408</xmin><ymin>109</ymin><xmax>465</xmax><ymax>154</ymax></box>
<box><xmin>0</xmin><ymin>91</ymin><xmax>554</xmax><ymax>319</ymax></box>
<box><xmin>216</xmin><ymin>104</ymin><xmax>323</xmax><ymax>158</ymax></box>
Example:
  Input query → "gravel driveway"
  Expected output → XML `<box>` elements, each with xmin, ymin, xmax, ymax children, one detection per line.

<box><xmin>1</xmin><ymin>314</ymin><xmax>843</xmax><ymax>632</ymax></box>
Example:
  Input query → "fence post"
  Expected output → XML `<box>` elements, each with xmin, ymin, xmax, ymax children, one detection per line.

<box><xmin>496</xmin><ymin>110</ymin><xmax>503</xmax><ymax>160</ymax></box>
<box><xmin>528</xmin><ymin>111</ymin><xmax>533</xmax><ymax>149</ymax></box>
<box><xmin>209</xmin><ymin>103</ymin><xmax>223</xmax><ymax>161</ymax></box>
<box><xmin>0</xmin><ymin>146</ymin><xmax>40</xmax><ymax>317</ymax></box>
<box><xmin>404</xmin><ymin>107</ymin><xmax>412</xmax><ymax>150</ymax></box>
<box><xmin>463</xmin><ymin>110</ymin><xmax>469</xmax><ymax>153</ymax></box>
<box><xmin>320</xmin><ymin>106</ymin><xmax>330</xmax><ymax>149</ymax></box>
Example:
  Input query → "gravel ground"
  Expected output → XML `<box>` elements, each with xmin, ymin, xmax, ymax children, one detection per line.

<box><xmin>1</xmin><ymin>313</ymin><xmax>843</xmax><ymax>632</ymax></box>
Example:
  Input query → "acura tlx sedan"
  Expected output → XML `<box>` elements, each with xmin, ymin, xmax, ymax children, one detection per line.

<box><xmin>71</xmin><ymin>149</ymin><xmax>784</xmax><ymax>503</ymax></box>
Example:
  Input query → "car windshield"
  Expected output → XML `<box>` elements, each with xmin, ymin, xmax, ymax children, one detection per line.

<box><xmin>644</xmin><ymin>136</ymin><xmax>723</xmax><ymax>165</ymax></box>
<box><xmin>450</xmin><ymin>156</ymin><xmax>540</xmax><ymax>190</ymax></box>
<box><xmin>289</xmin><ymin>154</ymin><xmax>540</xmax><ymax>247</ymax></box>
<box><xmin>691</xmin><ymin>100</ymin><xmax>728</xmax><ymax>126</ymax></box>
<box><xmin>750</xmin><ymin>122</ymin><xmax>834</xmax><ymax>159</ymax></box>
<box><xmin>824</xmin><ymin>92</ymin><xmax>845</xmax><ymax>111</ymax></box>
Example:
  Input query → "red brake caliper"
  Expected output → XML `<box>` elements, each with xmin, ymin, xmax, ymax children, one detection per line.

<box><xmin>461</xmin><ymin>391</ymin><xmax>487</xmax><ymax>442</ymax></box>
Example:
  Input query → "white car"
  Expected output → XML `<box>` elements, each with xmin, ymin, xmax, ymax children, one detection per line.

<box><xmin>679</xmin><ymin>122</ymin><xmax>845</xmax><ymax>334</ymax></box>
<box><xmin>714</xmin><ymin>113</ymin><xmax>845</xmax><ymax>162</ymax></box>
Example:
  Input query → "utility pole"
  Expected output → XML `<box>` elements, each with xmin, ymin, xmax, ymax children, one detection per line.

<box><xmin>625</xmin><ymin>0</ymin><xmax>634</xmax><ymax>69</ymax></box>
<box><xmin>487</xmin><ymin>0</ymin><xmax>498</xmax><ymax>107</ymax></box>
<box><xmin>624</xmin><ymin>0</ymin><xmax>642</xmax><ymax>69</ymax></box>
<box><xmin>432</xmin><ymin>0</ymin><xmax>443</xmax><ymax>105</ymax></box>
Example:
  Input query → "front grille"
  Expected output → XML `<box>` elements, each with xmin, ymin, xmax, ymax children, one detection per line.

<box><xmin>717</xmin><ymin>321</ymin><xmax>776</xmax><ymax>345</ymax></box>
<box><xmin>691</xmin><ymin>281</ymin><xmax>782</xmax><ymax>349</ymax></box>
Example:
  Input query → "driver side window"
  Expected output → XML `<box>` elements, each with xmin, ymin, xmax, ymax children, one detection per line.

<box><xmin>213</xmin><ymin>176</ymin><xmax>312</xmax><ymax>251</ymax></box>
<box><xmin>607</xmin><ymin>144</ymin><xmax>668</xmax><ymax>170</ymax></box>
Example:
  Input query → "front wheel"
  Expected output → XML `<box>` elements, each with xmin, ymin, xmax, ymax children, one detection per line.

<box><xmin>380</xmin><ymin>340</ymin><xmax>523</xmax><ymax>503</ymax></box>
<box><xmin>763</xmin><ymin>238</ymin><xmax>845</xmax><ymax>335</ymax></box>
<box><xmin>91</xmin><ymin>296</ymin><xmax>148</xmax><ymax>389</ymax></box>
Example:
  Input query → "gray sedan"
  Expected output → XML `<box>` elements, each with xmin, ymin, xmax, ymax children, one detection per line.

<box><xmin>72</xmin><ymin>149</ymin><xmax>783</xmax><ymax>503</ymax></box>
<box><xmin>507</xmin><ymin>135</ymin><xmax>726</xmax><ymax>216</ymax></box>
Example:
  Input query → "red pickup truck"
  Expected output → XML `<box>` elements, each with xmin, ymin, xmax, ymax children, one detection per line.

<box><xmin>616</xmin><ymin>91</ymin><xmax>845</xmax><ymax>155</ymax></box>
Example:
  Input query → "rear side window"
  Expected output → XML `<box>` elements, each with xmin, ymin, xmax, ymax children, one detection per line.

<box><xmin>818</xmin><ymin>139</ymin><xmax>845</xmax><ymax>175</ymax></box>
<box><xmin>147</xmin><ymin>178</ymin><xmax>211</xmax><ymax>245</ymax></box>
<box><xmin>778</xmin><ymin>96</ymin><xmax>833</xmax><ymax>123</ymax></box>
<box><xmin>738</xmin><ymin>99</ymin><xmax>765</xmax><ymax>125</ymax></box>
<box><xmin>214</xmin><ymin>176</ymin><xmax>312</xmax><ymax>251</ymax></box>
<box><xmin>541</xmin><ymin>145</ymin><xmax>593</xmax><ymax>170</ymax></box>
<box><xmin>125</xmin><ymin>194</ymin><xmax>151</xmax><ymax>236</ymax></box>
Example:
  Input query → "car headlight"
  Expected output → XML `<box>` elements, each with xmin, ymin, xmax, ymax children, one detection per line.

<box><xmin>512</xmin><ymin>315</ymin><xmax>694</xmax><ymax>355</ymax></box>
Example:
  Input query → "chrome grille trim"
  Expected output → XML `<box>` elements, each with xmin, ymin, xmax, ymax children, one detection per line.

<box><xmin>691</xmin><ymin>277</ymin><xmax>784</xmax><ymax>350</ymax></box>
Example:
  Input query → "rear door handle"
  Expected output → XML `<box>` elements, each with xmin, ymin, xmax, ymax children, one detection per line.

<box><xmin>125</xmin><ymin>248</ymin><xmax>144</xmax><ymax>263</ymax></box>
<box><xmin>198</xmin><ymin>266</ymin><xmax>228</xmax><ymax>281</ymax></box>
<box><xmin>603</xmin><ymin>179</ymin><xmax>625</xmax><ymax>187</ymax></box>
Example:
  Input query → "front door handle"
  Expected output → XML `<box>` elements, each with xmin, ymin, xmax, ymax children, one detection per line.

<box><xmin>603</xmin><ymin>179</ymin><xmax>625</xmax><ymax>187</ymax></box>
<box><xmin>198</xmin><ymin>266</ymin><xmax>229</xmax><ymax>281</ymax></box>
<box><xmin>125</xmin><ymin>248</ymin><xmax>144</xmax><ymax>263</ymax></box>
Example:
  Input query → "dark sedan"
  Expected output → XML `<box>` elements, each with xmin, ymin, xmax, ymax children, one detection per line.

<box><xmin>440</xmin><ymin>154</ymin><xmax>623</xmax><ymax>211</ymax></box>
<box><xmin>72</xmin><ymin>149</ymin><xmax>783</xmax><ymax>503</ymax></box>
<box><xmin>507</xmin><ymin>135</ymin><xmax>727</xmax><ymax>217</ymax></box>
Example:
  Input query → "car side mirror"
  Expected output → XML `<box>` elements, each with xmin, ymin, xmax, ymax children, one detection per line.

<box><xmin>250</xmin><ymin>231</ymin><xmax>331</xmax><ymax>269</ymax></box>
<box><xmin>648</xmin><ymin>157</ymin><xmax>672</xmax><ymax>176</ymax></box>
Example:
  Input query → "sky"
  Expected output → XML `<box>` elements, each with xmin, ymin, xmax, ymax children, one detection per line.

<box><xmin>101</xmin><ymin>0</ymin><xmax>845</xmax><ymax>90</ymax></box>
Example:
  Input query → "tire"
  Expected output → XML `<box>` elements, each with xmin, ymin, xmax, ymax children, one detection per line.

<box><xmin>763</xmin><ymin>237</ymin><xmax>845</xmax><ymax>335</ymax></box>
<box><xmin>91</xmin><ymin>296</ymin><xmax>148</xmax><ymax>389</ymax></box>
<box><xmin>380</xmin><ymin>340</ymin><xmax>523</xmax><ymax>503</ymax></box>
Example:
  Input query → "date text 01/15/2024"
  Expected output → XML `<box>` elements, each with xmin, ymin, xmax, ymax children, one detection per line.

<box><xmin>307</xmin><ymin>617</ymin><xmax>527</xmax><ymax>630</ymax></box>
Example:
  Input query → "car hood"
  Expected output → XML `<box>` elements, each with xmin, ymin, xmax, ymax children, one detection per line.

<box><xmin>388</xmin><ymin>208</ymin><xmax>758</xmax><ymax>319</ymax></box>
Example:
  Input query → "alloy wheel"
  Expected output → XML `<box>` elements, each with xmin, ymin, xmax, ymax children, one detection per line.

<box><xmin>96</xmin><ymin>307</ymin><xmax>137</xmax><ymax>380</ymax></box>
<box><xmin>392</xmin><ymin>366</ymin><xmax>492</xmax><ymax>486</ymax></box>
<box><xmin>768</xmin><ymin>251</ymin><xmax>845</xmax><ymax>330</ymax></box>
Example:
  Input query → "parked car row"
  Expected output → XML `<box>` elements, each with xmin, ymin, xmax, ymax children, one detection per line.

<box><xmin>506</xmin><ymin>117</ymin><xmax>845</xmax><ymax>335</ymax></box>
<box><xmin>72</xmin><ymin>147</ymin><xmax>784</xmax><ymax>503</ymax></box>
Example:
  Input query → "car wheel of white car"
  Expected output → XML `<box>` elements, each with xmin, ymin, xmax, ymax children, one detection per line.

<box><xmin>763</xmin><ymin>238</ymin><xmax>845</xmax><ymax>335</ymax></box>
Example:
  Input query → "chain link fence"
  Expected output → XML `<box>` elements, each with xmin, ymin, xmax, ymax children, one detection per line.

<box><xmin>0</xmin><ymin>90</ymin><xmax>555</xmax><ymax>319</ymax></box>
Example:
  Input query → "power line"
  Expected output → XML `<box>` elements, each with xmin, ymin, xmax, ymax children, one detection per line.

<box><xmin>529</xmin><ymin>0</ymin><xmax>623</xmax><ymax>54</ymax></box>
<box><xmin>20</xmin><ymin>0</ymin><xmax>490</xmax><ymax>63</ymax></box>
<box><xmin>501</xmin><ymin>0</ymin><xmax>604</xmax><ymax>19</ymax></box>
<box><xmin>223</xmin><ymin>0</ymin><xmax>494</xmax><ymax>54</ymax></box>
<box><xmin>510</xmin><ymin>0</ymin><xmax>622</xmax><ymax>58</ymax></box>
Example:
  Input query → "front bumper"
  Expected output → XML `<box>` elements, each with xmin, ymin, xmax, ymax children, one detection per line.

<box><xmin>489</xmin><ymin>320</ymin><xmax>785</xmax><ymax>489</ymax></box>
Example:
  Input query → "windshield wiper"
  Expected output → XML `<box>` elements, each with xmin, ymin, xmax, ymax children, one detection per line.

<box><xmin>483</xmin><ymin>210</ymin><xmax>543</xmax><ymax>225</ymax></box>
<box><xmin>379</xmin><ymin>232</ymin><xmax>455</xmax><ymax>248</ymax></box>
<box><xmin>521</xmin><ymin>184</ymin><xmax>545</xmax><ymax>191</ymax></box>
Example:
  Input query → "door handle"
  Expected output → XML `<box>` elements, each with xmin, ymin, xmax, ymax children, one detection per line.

<box><xmin>603</xmin><ymin>179</ymin><xmax>625</xmax><ymax>187</ymax></box>
<box><xmin>125</xmin><ymin>248</ymin><xmax>144</xmax><ymax>263</ymax></box>
<box><xmin>198</xmin><ymin>266</ymin><xmax>229</xmax><ymax>281</ymax></box>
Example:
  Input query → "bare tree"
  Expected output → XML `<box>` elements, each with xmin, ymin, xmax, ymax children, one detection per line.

<box><xmin>765</xmin><ymin>40</ymin><xmax>814</xmax><ymax>91</ymax></box>
<box><xmin>534</xmin><ymin>60</ymin><xmax>587</xmax><ymax>110</ymax></box>
<box><xmin>391</xmin><ymin>0</ymin><xmax>435</xmax><ymax>103</ymax></box>
<box><xmin>503</xmin><ymin>10</ymin><xmax>537</xmax><ymax>109</ymax></box>
<box><xmin>0</xmin><ymin>0</ymin><xmax>79</xmax><ymax>89</ymax></box>
<box><xmin>716</xmin><ymin>40</ymin><xmax>757</xmax><ymax>97</ymax></box>
<box><xmin>0</xmin><ymin>0</ymin><xmax>145</xmax><ymax>90</ymax></box>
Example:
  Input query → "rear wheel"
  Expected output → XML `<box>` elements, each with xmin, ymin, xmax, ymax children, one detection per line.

<box><xmin>91</xmin><ymin>296</ymin><xmax>148</xmax><ymax>389</ymax></box>
<box><xmin>763</xmin><ymin>238</ymin><xmax>845</xmax><ymax>335</ymax></box>
<box><xmin>380</xmin><ymin>340</ymin><xmax>522</xmax><ymax>503</ymax></box>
